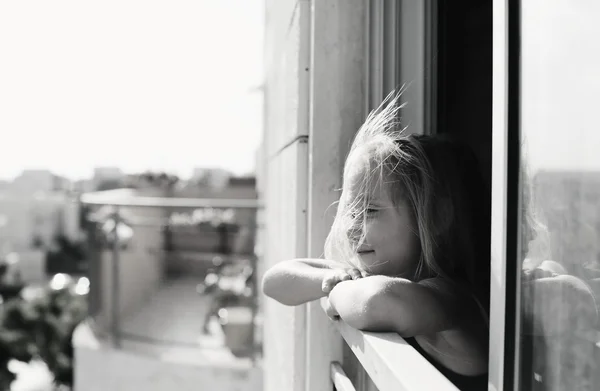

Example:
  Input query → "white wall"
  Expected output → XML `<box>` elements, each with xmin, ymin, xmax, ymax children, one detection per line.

<box><xmin>261</xmin><ymin>1</ymin><xmax>367</xmax><ymax>391</ymax></box>
<box><xmin>305</xmin><ymin>2</ymin><xmax>367</xmax><ymax>390</ymax></box>
<box><xmin>262</xmin><ymin>1</ymin><xmax>311</xmax><ymax>391</ymax></box>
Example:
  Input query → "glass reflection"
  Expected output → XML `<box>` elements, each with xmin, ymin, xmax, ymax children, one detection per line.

<box><xmin>518</xmin><ymin>1</ymin><xmax>600</xmax><ymax>390</ymax></box>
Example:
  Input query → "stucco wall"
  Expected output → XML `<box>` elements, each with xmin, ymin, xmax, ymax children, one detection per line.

<box><xmin>261</xmin><ymin>0</ymin><xmax>370</xmax><ymax>390</ymax></box>
<box><xmin>261</xmin><ymin>1</ymin><xmax>311</xmax><ymax>391</ymax></box>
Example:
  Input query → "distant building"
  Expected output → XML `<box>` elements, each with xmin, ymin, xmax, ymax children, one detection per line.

<box><xmin>530</xmin><ymin>170</ymin><xmax>600</xmax><ymax>267</ymax></box>
<box><xmin>191</xmin><ymin>167</ymin><xmax>231</xmax><ymax>189</ymax></box>
<box><xmin>93</xmin><ymin>167</ymin><xmax>124</xmax><ymax>180</ymax></box>
<box><xmin>92</xmin><ymin>167</ymin><xmax>125</xmax><ymax>191</ymax></box>
<box><xmin>0</xmin><ymin>192</ymin><xmax>81</xmax><ymax>252</ymax></box>
<box><xmin>0</xmin><ymin>169</ymin><xmax>81</xmax><ymax>253</ymax></box>
<box><xmin>74</xmin><ymin>179</ymin><xmax>96</xmax><ymax>193</ymax></box>
<box><xmin>9</xmin><ymin>170</ymin><xmax>52</xmax><ymax>193</ymax></box>
<box><xmin>7</xmin><ymin>169</ymin><xmax>72</xmax><ymax>194</ymax></box>
<box><xmin>165</xmin><ymin>175</ymin><xmax>258</xmax><ymax>258</ymax></box>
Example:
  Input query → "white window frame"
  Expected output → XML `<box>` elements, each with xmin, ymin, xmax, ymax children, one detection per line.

<box><xmin>304</xmin><ymin>1</ymin><xmax>520</xmax><ymax>390</ymax></box>
<box><xmin>490</xmin><ymin>0</ymin><xmax>521</xmax><ymax>390</ymax></box>
<box><xmin>305</xmin><ymin>1</ymin><xmax>465</xmax><ymax>390</ymax></box>
<box><xmin>366</xmin><ymin>0</ymin><xmax>436</xmax><ymax>135</ymax></box>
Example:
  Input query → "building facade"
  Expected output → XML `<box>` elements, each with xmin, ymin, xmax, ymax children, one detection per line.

<box><xmin>260</xmin><ymin>1</ymin><xmax>600</xmax><ymax>391</ymax></box>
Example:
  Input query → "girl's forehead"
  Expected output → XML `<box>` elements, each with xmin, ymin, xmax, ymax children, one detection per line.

<box><xmin>344</xmin><ymin>158</ymin><xmax>390</xmax><ymax>201</ymax></box>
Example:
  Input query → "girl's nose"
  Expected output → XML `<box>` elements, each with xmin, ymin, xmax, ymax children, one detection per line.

<box><xmin>346</xmin><ymin>224</ymin><xmax>363</xmax><ymax>244</ymax></box>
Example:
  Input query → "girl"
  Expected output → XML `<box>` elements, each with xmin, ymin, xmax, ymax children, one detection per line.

<box><xmin>262</xmin><ymin>93</ymin><xmax>491</xmax><ymax>389</ymax></box>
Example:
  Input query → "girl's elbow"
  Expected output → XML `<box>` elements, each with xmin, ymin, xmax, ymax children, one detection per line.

<box><xmin>261</xmin><ymin>268</ymin><xmax>297</xmax><ymax>306</ymax></box>
<box><xmin>363</xmin><ymin>284</ymin><xmax>418</xmax><ymax>335</ymax></box>
<box><xmin>261</xmin><ymin>269</ymin><xmax>279</xmax><ymax>299</ymax></box>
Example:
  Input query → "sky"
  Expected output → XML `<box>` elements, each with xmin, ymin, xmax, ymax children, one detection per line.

<box><xmin>2</xmin><ymin>0</ymin><xmax>599</xmax><ymax>183</ymax></box>
<box><xmin>521</xmin><ymin>0</ymin><xmax>600</xmax><ymax>174</ymax></box>
<box><xmin>0</xmin><ymin>0</ymin><xmax>264</xmax><ymax>181</ymax></box>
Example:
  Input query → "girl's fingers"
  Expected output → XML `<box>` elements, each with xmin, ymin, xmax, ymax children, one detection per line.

<box><xmin>322</xmin><ymin>278</ymin><xmax>334</xmax><ymax>293</ymax></box>
<box><xmin>339</xmin><ymin>272</ymin><xmax>353</xmax><ymax>281</ymax></box>
<box><xmin>347</xmin><ymin>269</ymin><xmax>362</xmax><ymax>280</ymax></box>
<box><xmin>323</xmin><ymin>297</ymin><xmax>340</xmax><ymax>321</ymax></box>
<box><xmin>322</xmin><ymin>270</ymin><xmax>353</xmax><ymax>293</ymax></box>
<box><xmin>322</xmin><ymin>272</ymin><xmax>341</xmax><ymax>293</ymax></box>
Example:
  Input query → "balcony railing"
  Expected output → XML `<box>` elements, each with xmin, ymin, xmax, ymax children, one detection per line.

<box><xmin>79</xmin><ymin>190</ymin><xmax>262</xmax><ymax>359</ymax></box>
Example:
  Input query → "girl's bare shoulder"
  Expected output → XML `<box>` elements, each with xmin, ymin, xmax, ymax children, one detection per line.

<box><xmin>415</xmin><ymin>277</ymin><xmax>489</xmax><ymax>376</ymax></box>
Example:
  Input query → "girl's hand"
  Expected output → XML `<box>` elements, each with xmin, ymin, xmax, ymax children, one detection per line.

<box><xmin>323</xmin><ymin>296</ymin><xmax>340</xmax><ymax>320</ymax></box>
<box><xmin>321</xmin><ymin>268</ymin><xmax>366</xmax><ymax>294</ymax></box>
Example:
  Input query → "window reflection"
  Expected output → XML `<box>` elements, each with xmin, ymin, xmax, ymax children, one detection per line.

<box><xmin>519</xmin><ymin>169</ymin><xmax>600</xmax><ymax>390</ymax></box>
<box><xmin>519</xmin><ymin>1</ymin><xmax>600</xmax><ymax>390</ymax></box>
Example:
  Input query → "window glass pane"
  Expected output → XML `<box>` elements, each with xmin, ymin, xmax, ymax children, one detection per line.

<box><xmin>519</xmin><ymin>1</ymin><xmax>600</xmax><ymax>390</ymax></box>
<box><xmin>366</xmin><ymin>0</ymin><xmax>431</xmax><ymax>136</ymax></box>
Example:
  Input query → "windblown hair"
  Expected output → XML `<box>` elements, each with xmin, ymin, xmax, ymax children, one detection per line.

<box><xmin>520</xmin><ymin>147</ymin><xmax>551</xmax><ymax>262</ymax></box>
<box><xmin>324</xmin><ymin>91</ymin><xmax>491</xmax><ymax>313</ymax></box>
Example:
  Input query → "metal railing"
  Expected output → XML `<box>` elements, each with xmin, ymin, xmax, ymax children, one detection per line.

<box><xmin>80</xmin><ymin>191</ymin><xmax>262</xmax><ymax>356</ymax></box>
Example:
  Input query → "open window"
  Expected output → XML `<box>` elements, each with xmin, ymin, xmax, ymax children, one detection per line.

<box><xmin>340</xmin><ymin>1</ymin><xmax>493</xmax><ymax>389</ymax></box>
<box><xmin>365</xmin><ymin>0</ymin><xmax>493</xmax><ymax>182</ymax></box>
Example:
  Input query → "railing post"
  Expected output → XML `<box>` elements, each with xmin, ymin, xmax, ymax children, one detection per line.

<box><xmin>111</xmin><ymin>207</ymin><xmax>122</xmax><ymax>348</ymax></box>
<box><xmin>86</xmin><ymin>217</ymin><xmax>101</xmax><ymax>318</ymax></box>
<box><xmin>249</xmin><ymin>252</ymin><xmax>258</xmax><ymax>363</ymax></box>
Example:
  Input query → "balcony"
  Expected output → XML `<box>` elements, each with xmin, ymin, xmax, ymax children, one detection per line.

<box><xmin>72</xmin><ymin>189</ymin><xmax>263</xmax><ymax>391</ymax></box>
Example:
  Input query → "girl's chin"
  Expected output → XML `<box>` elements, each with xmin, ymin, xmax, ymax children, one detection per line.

<box><xmin>357</xmin><ymin>254</ymin><xmax>415</xmax><ymax>278</ymax></box>
<box><xmin>357</xmin><ymin>251</ymin><xmax>376</xmax><ymax>264</ymax></box>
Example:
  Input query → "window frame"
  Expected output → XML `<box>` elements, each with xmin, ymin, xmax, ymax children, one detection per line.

<box><xmin>311</xmin><ymin>0</ymin><xmax>524</xmax><ymax>389</ymax></box>
<box><xmin>365</xmin><ymin>0</ymin><xmax>436</xmax><ymax>135</ymax></box>
<box><xmin>363</xmin><ymin>1</ymin><xmax>525</xmax><ymax>390</ymax></box>
<box><xmin>489</xmin><ymin>0</ymin><xmax>522</xmax><ymax>390</ymax></box>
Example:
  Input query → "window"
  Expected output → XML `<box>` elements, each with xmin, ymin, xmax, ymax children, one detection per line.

<box><xmin>516</xmin><ymin>1</ymin><xmax>600</xmax><ymax>390</ymax></box>
<box><xmin>352</xmin><ymin>1</ymin><xmax>493</xmax><ymax>390</ymax></box>
<box><xmin>436</xmin><ymin>0</ymin><xmax>492</xmax><ymax>186</ymax></box>
<box><xmin>365</xmin><ymin>0</ymin><xmax>437</xmax><ymax>136</ymax></box>
<box><xmin>366</xmin><ymin>0</ymin><xmax>493</xmax><ymax>184</ymax></box>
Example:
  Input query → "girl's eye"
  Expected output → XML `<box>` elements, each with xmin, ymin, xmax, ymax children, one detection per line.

<box><xmin>365</xmin><ymin>208</ymin><xmax>379</xmax><ymax>216</ymax></box>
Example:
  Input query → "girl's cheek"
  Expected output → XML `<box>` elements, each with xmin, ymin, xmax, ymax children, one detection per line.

<box><xmin>364</xmin><ymin>222</ymin><xmax>380</xmax><ymax>242</ymax></box>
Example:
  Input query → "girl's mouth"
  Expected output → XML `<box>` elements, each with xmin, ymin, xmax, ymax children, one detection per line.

<box><xmin>357</xmin><ymin>249</ymin><xmax>374</xmax><ymax>254</ymax></box>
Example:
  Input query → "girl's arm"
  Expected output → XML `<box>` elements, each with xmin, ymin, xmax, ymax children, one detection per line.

<box><xmin>328</xmin><ymin>275</ymin><xmax>488</xmax><ymax>375</ymax></box>
<box><xmin>262</xmin><ymin>258</ymin><xmax>357</xmax><ymax>306</ymax></box>
<box><xmin>327</xmin><ymin>275</ymin><xmax>469</xmax><ymax>334</ymax></box>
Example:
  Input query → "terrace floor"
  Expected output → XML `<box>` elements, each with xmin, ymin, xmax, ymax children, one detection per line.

<box><xmin>11</xmin><ymin>276</ymin><xmax>258</xmax><ymax>390</ymax></box>
<box><xmin>117</xmin><ymin>277</ymin><xmax>254</xmax><ymax>368</ymax></box>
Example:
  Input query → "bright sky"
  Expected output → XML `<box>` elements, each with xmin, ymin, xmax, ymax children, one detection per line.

<box><xmin>2</xmin><ymin>1</ymin><xmax>599</xmax><ymax>183</ymax></box>
<box><xmin>0</xmin><ymin>0</ymin><xmax>264</xmax><ymax>181</ymax></box>
<box><xmin>521</xmin><ymin>0</ymin><xmax>600</xmax><ymax>174</ymax></box>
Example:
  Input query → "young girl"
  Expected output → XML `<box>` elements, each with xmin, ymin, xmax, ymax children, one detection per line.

<box><xmin>262</xmin><ymin>93</ymin><xmax>491</xmax><ymax>388</ymax></box>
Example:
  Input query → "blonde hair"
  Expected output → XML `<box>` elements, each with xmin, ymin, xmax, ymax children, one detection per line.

<box><xmin>520</xmin><ymin>143</ymin><xmax>551</xmax><ymax>263</ymax></box>
<box><xmin>324</xmin><ymin>91</ymin><xmax>491</xmax><ymax>311</ymax></box>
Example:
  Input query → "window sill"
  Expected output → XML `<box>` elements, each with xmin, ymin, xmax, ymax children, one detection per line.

<box><xmin>321</xmin><ymin>298</ymin><xmax>459</xmax><ymax>391</ymax></box>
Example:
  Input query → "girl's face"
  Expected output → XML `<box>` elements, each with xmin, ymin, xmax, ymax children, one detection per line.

<box><xmin>344</xmin><ymin>160</ymin><xmax>421</xmax><ymax>278</ymax></box>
